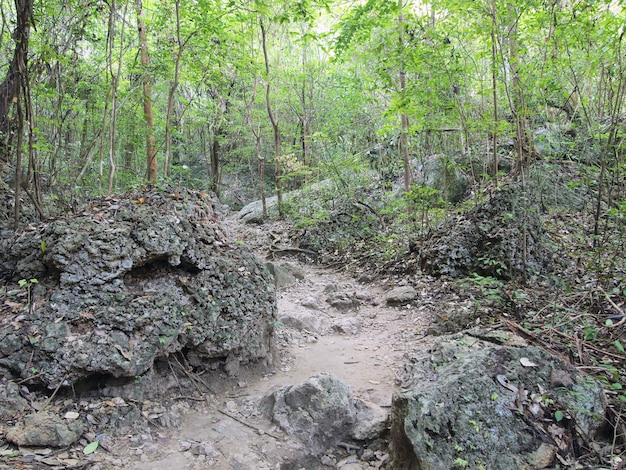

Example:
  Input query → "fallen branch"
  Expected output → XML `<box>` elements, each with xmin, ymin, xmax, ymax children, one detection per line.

<box><xmin>600</xmin><ymin>286</ymin><xmax>626</xmax><ymax>328</ymax></box>
<box><xmin>213</xmin><ymin>406</ymin><xmax>283</xmax><ymax>441</ymax></box>
<box><xmin>171</xmin><ymin>354</ymin><xmax>214</xmax><ymax>394</ymax></box>
<box><xmin>502</xmin><ymin>319</ymin><xmax>569</xmax><ymax>362</ymax></box>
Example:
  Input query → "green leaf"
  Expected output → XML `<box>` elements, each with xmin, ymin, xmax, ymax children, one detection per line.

<box><xmin>554</xmin><ymin>410</ymin><xmax>564</xmax><ymax>422</ymax></box>
<box><xmin>615</xmin><ymin>340</ymin><xmax>625</xmax><ymax>353</ymax></box>
<box><xmin>605</xmin><ymin>319</ymin><xmax>614</xmax><ymax>327</ymax></box>
<box><xmin>83</xmin><ymin>441</ymin><xmax>99</xmax><ymax>455</ymax></box>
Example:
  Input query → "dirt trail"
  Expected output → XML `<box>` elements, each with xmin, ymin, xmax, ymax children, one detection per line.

<box><xmin>112</xmin><ymin>217</ymin><xmax>435</xmax><ymax>470</ymax></box>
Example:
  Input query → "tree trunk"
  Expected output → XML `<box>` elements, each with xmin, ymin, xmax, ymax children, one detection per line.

<box><xmin>398</xmin><ymin>2</ymin><xmax>412</xmax><ymax>214</ymax></box>
<box><xmin>136</xmin><ymin>0</ymin><xmax>157</xmax><ymax>184</ymax></box>
<box><xmin>261</xmin><ymin>18</ymin><xmax>282</xmax><ymax>215</ymax></box>
<box><xmin>490</xmin><ymin>0</ymin><xmax>499</xmax><ymax>184</ymax></box>
<box><xmin>164</xmin><ymin>0</ymin><xmax>182</xmax><ymax>178</ymax></box>
<box><xmin>0</xmin><ymin>0</ymin><xmax>33</xmax><ymax>140</ymax></box>
<box><xmin>0</xmin><ymin>0</ymin><xmax>33</xmax><ymax>224</ymax></box>
<box><xmin>107</xmin><ymin>0</ymin><xmax>129</xmax><ymax>196</ymax></box>
<box><xmin>13</xmin><ymin>92</ymin><xmax>23</xmax><ymax>225</ymax></box>
<box><xmin>505</xmin><ymin>3</ymin><xmax>538</xmax><ymax>170</ymax></box>
<box><xmin>209</xmin><ymin>125</ymin><xmax>221</xmax><ymax>197</ymax></box>
<box><xmin>300</xmin><ymin>25</ymin><xmax>312</xmax><ymax>172</ymax></box>
<box><xmin>245</xmin><ymin>76</ymin><xmax>267</xmax><ymax>217</ymax></box>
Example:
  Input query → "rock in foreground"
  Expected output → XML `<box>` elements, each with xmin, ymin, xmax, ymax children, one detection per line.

<box><xmin>390</xmin><ymin>329</ymin><xmax>607</xmax><ymax>469</ymax></box>
<box><xmin>0</xmin><ymin>187</ymin><xmax>276</xmax><ymax>389</ymax></box>
<box><xmin>262</xmin><ymin>373</ymin><xmax>388</xmax><ymax>457</ymax></box>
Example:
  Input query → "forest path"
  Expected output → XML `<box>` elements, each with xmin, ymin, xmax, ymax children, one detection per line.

<box><xmin>119</xmin><ymin>213</ymin><xmax>435</xmax><ymax>470</ymax></box>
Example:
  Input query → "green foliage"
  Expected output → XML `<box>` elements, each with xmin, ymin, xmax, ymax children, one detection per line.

<box><xmin>83</xmin><ymin>441</ymin><xmax>99</xmax><ymax>455</ymax></box>
<box><xmin>333</xmin><ymin>0</ymin><xmax>397</xmax><ymax>58</ymax></box>
<box><xmin>466</xmin><ymin>274</ymin><xmax>504</xmax><ymax>301</ymax></box>
<box><xmin>453</xmin><ymin>457</ymin><xmax>469</xmax><ymax>468</ymax></box>
<box><xmin>404</xmin><ymin>184</ymin><xmax>447</xmax><ymax>233</ymax></box>
<box><xmin>554</xmin><ymin>410</ymin><xmax>564</xmax><ymax>422</ymax></box>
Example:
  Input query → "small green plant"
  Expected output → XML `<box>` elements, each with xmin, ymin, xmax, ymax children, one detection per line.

<box><xmin>454</xmin><ymin>457</ymin><xmax>469</xmax><ymax>468</ymax></box>
<box><xmin>468</xmin><ymin>419</ymin><xmax>481</xmax><ymax>432</ymax></box>
<box><xmin>477</xmin><ymin>256</ymin><xmax>507</xmax><ymax>277</ymax></box>
<box><xmin>18</xmin><ymin>278</ymin><xmax>38</xmax><ymax>311</ymax></box>
<box><xmin>269</xmin><ymin>320</ymin><xmax>285</xmax><ymax>330</ymax></box>
<box><xmin>467</xmin><ymin>273</ymin><xmax>505</xmax><ymax>301</ymax></box>
<box><xmin>583</xmin><ymin>326</ymin><xmax>599</xmax><ymax>341</ymax></box>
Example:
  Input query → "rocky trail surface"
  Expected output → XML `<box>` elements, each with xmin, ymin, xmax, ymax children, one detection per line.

<box><xmin>109</xmin><ymin>215</ymin><xmax>435</xmax><ymax>470</ymax></box>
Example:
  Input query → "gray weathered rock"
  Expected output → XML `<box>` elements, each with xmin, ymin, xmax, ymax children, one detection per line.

<box><xmin>418</xmin><ymin>183</ymin><xmax>551</xmax><ymax>280</ymax></box>
<box><xmin>411</xmin><ymin>154</ymin><xmax>471</xmax><ymax>204</ymax></box>
<box><xmin>353</xmin><ymin>399</ymin><xmax>388</xmax><ymax>441</ymax></box>
<box><xmin>326</xmin><ymin>291</ymin><xmax>360</xmax><ymax>311</ymax></box>
<box><xmin>266</xmin><ymin>261</ymin><xmax>305</xmax><ymax>289</ymax></box>
<box><xmin>238</xmin><ymin>197</ymin><xmax>278</xmax><ymax>224</ymax></box>
<box><xmin>0</xmin><ymin>187</ymin><xmax>277</xmax><ymax>389</ymax></box>
<box><xmin>262</xmin><ymin>373</ymin><xmax>388</xmax><ymax>457</ymax></box>
<box><xmin>386</xmin><ymin>286</ymin><xmax>418</xmax><ymax>306</ymax></box>
<box><xmin>301</xmin><ymin>296</ymin><xmax>324</xmax><ymax>310</ymax></box>
<box><xmin>0</xmin><ymin>381</ymin><xmax>29</xmax><ymax>420</ymax></box>
<box><xmin>295</xmin><ymin>202</ymin><xmax>381</xmax><ymax>258</ymax></box>
<box><xmin>6</xmin><ymin>411</ymin><xmax>84</xmax><ymax>447</ymax></box>
<box><xmin>279</xmin><ymin>311</ymin><xmax>323</xmax><ymax>332</ymax></box>
<box><xmin>332</xmin><ymin>317</ymin><xmax>361</xmax><ymax>335</ymax></box>
<box><xmin>262</xmin><ymin>373</ymin><xmax>357</xmax><ymax>455</ymax></box>
<box><xmin>389</xmin><ymin>330</ymin><xmax>607</xmax><ymax>469</ymax></box>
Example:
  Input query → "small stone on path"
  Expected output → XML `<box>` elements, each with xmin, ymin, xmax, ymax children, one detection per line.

<box><xmin>385</xmin><ymin>286</ymin><xmax>417</xmax><ymax>306</ymax></box>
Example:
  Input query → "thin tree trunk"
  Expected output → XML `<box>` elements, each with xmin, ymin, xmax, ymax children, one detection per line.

<box><xmin>107</xmin><ymin>0</ymin><xmax>129</xmax><ymax>196</ymax></box>
<box><xmin>398</xmin><ymin>1</ymin><xmax>412</xmax><ymax>214</ymax></box>
<box><xmin>23</xmin><ymin>59</ymin><xmax>43</xmax><ymax>217</ymax></box>
<box><xmin>500</xmin><ymin>3</ymin><xmax>537</xmax><ymax>171</ymax></box>
<box><xmin>13</xmin><ymin>91</ymin><xmax>23</xmax><ymax>225</ymax></box>
<box><xmin>300</xmin><ymin>24</ymin><xmax>311</xmax><ymax>171</ymax></box>
<box><xmin>164</xmin><ymin>0</ymin><xmax>182</xmax><ymax>177</ymax></box>
<box><xmin>260</xmin><ymin>18</ymin><xmax>282</xmax><ymax>215</ymax></box>
<box><xmin>136</xmin><ymin>0</ymin><xmax>157</xmax><ymax>184</ymax></box>
<box><xmin>0</xmin><ymin>0</ymin><xmax>33</xmax><ymax>139</ymax></box>
<box><xmin>490</xmin><ymin>0</ymin><xmax>499</xmax><ymax>184</ymax></box>
<box><xmin>245</xmin><ymin>76</ymin><xmax>266</xmax><ymax>217</ymax></box>
<box><xmin>209</xmin><ymin>125</ymin><xmax>221</xmax><ymax>197</ymax></box>
<box><xmin>0</xmin><ymin>0</ymin><xmax>34</xmax><ymax>224</ymax></box>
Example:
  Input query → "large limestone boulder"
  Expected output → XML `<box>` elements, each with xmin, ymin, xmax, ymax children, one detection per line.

<box><xmin>0</xmin><ymin>187</ymin><xmax>277</xmax><ymax>389</ymax></box>
<box><xmin>412</xmin><ymin>154</ymin><xmax>471</xmax><ymax>204</ymax></box>
<box><xmin>418</xmin><ymin>183</ymin><xmax>551</xmax><ymax>280</ymax></box>
<box><xmin>389</xmin><ymin>329</ymin><xmax>607</xmax><ymax>469</ymax></box>
<box><xmin>296</xmin><ymin>203</ymin><xmax>381</xmax><ymax>258</ymax></box>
